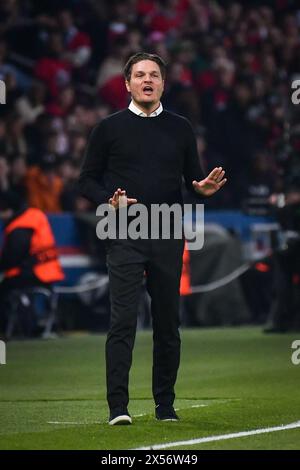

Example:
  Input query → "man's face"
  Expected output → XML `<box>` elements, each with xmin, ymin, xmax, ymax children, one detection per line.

<box><xmin>125</xmin><ymin>60</ymin><xmax>164</xmax><ymax>108</ymax></box>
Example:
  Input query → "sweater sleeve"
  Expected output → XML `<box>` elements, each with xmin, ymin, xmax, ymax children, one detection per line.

<box><xmin>182</xmin><ymin>119</ymin><xmax>206</xmax><ymax>198</ymax></box>
<box><xmin>77</xmin><ymin>120</ymin><xmax>112</xmax><ymax>206</ymax></box>
<box><xmin>0</xmin><ymin>228</ymin><xmax>33</xmax><ymax>271</ymax></box>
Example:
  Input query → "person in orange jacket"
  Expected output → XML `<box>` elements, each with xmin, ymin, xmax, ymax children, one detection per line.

<box><xmin>0</xmin><ymin>192</ymin><xmax>64</xmax><ymax>334</ymax></box>
<box><xmin>24</xmin><ymin>154</ymin><xmax>64</xmax><ymax>213</ymax></box>
<box><xmin>0</xmin><ymin>193</ymin><xmax>64</xmax><ymax>288</ymax></box>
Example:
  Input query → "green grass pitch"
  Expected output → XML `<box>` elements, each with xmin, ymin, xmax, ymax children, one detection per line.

<box><xmin>0</xmin><ymin>327</ymin><xmax>299</xmax><ymax>450</ymax></box>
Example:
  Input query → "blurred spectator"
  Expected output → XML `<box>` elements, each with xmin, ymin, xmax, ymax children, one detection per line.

<box><xmin>0</xmin><ymin>39</ymin><xmax>31</xmax><ymax>92</ymax></box>
<box><xmin>47</xmin><ymin>84</ymin><xmax>76</xmax><ymax>117</ymax></box>
<box><xmin>58</xmin><ymin>157</ymin><xmax>92</xmax><ymax>212</ymax></box>
<box><xmin>97</xmin><ymin>37</ymin><xmax>131</xmax><ymax>110</ymax></box>
<box><xmin>0</xmin><ymin>155</ymin><xmax>10</xmax><ymax>192</ymax></box>
<box><xmin>5</xmin><ymin>113</ymin><xmax>27</xmax><ymax>157</ymax></box>
<box><xmin>107</xmin><ymin>0</ymin><xmax>133</xmax><ymax>45</ymax></box>
<box><xmin>25</xmin><ymin>113</ymin><xmax>55</xmax><ymax>165</ymax></box>
<box><xmin>146</xmin><ymin>0</ymin><xmax>188</xmax><ymax>35</ymax></box>
<box><xmin>24</xmin><ymin>154</ymin><xmax>63</xmax><ymax>213</ymax></box>
<box><xmin>66</xmin><ymin>104</ymin><xmax>98</xmax><ymax>134</ymax></box>
<box><xmin>34</xmin><ymin>31</ymin><xmax>72</xmax><ymax>97</ymax></box>
<box><xmin>15</xmin><ymin>82</ymin><xmax>46</xmax><ymax>125</ymax></box>
<box><xmin>208</xmin><ymin>79</ymin><xmax>265</xmax><ymax>205</ymax></box>
<box><xmin>264</xmin><ymin>188</ymin><xmax>300</xmax><ymax>332</ymax></box>
<box><xmin>241</xmin><ymin>151</ymin><xmax>277</xmax><ymax>215</ymax></box>
<box><xmin>200</xmin><ymin>57</ymin><xmax>235</xmax><ymax>127</ymax></box>
<box><xmin>146</xmin><ymin>31</ymin><xmax>170</xmax><ymax>63</ymax></box>
<box><xmin>163</xmin><ymin>61</ymin><xmax>199</xmax><ymax>123</ymax></box>
<box><xmin>0</xmin><ymin>119</ymin><xmax>8</xmax><ymax>153</ymax></box>
<box><xmin>58</xmin><ymin>9</ymin><xmax>92</xmax><ymax>69</ymax></box>
<box><xmin>127</xmin><ymin>27</ymin><xmax>143</xmax><ymax>54</ymax></box>
<box><xmin>0</xmin><ymin>0</ymin><xmax>30</xmax><ymax>38</ymax></box>
<box><xmin>0</xmin><ymin>193</ymin><xmax>64</xmax><ymax>337</ymax></box>
<box><xmin>68</xmin><ymin>130</ymin><xmax>87</xmax><ymax>164</ymax></box>
<box><xmin>9</xmin><ymin>154</ymin><xmax>27</xmax><ymax>200</ymax></box>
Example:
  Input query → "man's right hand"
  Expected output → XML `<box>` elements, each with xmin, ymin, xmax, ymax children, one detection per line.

<box><xmin>108</xmin><ymin>188</ymin><xmax>137</xmax><ymax>210</ymax></box>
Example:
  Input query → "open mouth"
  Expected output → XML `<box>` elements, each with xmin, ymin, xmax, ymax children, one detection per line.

<box><xmin>143</xmin><ymin>86</ymin><xmax>154</xmax><ymax>95</ymax></box>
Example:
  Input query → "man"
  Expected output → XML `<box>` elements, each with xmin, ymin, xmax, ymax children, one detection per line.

<box><xmin>264</xmin><ymin>190</ymin><xmax>300</xmax><ymax>333</ymax></box>
<box><xmin>25</xmin><ymin>153</ymin><xmax>64</xmax><ymax>213</ymax></box>
<box><xmin>78</xmin><ymin>52</ymin><xmax>226</xmax><ymax>425</ymax></box>
<box><xmin>0</xmin><ymin>193</ymin><xmax>64</xmax><ymax>336</ymax></box>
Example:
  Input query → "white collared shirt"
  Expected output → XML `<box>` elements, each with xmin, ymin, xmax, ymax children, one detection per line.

<box><xmin>128</xmin><ymin>100</ymin><xmax>163</xmax><ymax>117</ymax></box>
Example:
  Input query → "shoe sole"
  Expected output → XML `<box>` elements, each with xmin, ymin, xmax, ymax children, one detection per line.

<box><xmin>156</xmin><ymin>418</ymin><xmax>179</xmax><ymax>422</ymax></box>
<box><xmin>109</xmin><ymin>415</ymin><xmax>132</xmax><ymax>426</ymax></box>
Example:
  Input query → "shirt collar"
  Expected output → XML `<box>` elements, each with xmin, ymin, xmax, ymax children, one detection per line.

<box><xmin>128</xmin><ymin>100</ymin><xmax>163</xmax><ymax>117</ymax></box>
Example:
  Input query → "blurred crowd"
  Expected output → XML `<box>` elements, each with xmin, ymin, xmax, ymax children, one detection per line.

<box><xmin>0</xmin><ymin>0</ymin><xmax>300</xmax><ymax>213</ymax></box>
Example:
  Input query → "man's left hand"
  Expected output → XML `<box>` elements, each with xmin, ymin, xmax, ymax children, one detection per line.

<box><xmin>193</xmin><ymin>167</ymin><xmax>227</xmax><ymax>197</ymax></box>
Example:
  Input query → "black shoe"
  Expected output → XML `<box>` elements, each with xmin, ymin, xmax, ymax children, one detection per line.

<box><xmin>108</xmin><ymin>407</ymin><xmax>132</xmax><ymax>425</ymax></box>
<box><xmin>155</xmin><ymin>405</ymin><xmax>179</xmax><ymax>421</ymax></box>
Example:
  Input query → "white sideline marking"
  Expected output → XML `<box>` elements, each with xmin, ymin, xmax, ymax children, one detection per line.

<box><xmin>47</xmin><ymin>404</ymin><xmax>209</xmax><ymax>426</ymax></box>
<box><xmin>134</xmin><ymin>421</ymin><xmax>300</xmax><ymax>450</ymax></box>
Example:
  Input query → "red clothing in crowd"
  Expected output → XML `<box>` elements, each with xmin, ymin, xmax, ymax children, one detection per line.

<box><xmin>34</xmin><ymin>58</ymin><xmax>71</xmax><ymax>97</ymax></box>
<box><xmin>99</xmin><ymin>75</ymin><xmax>129</xmax><ymax>110</ymax></box>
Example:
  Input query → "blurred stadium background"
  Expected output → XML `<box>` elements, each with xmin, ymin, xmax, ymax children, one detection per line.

<box><xmin>0</xmin><ymin>0</ymin><xmax>300</xmax><ymax>451</ymax></box>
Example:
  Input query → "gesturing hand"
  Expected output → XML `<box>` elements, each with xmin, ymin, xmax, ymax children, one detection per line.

<box><xmin>109</xmin><ymin>188</ymin><xmax>138</xmax><ymax>210</ymax></box>
<box><xmin>192</xmin><ymin>167</ymin><xmax>227</xmax><ymax>197</ymax></box>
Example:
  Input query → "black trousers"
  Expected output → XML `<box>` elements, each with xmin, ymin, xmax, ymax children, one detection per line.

<box><xmin>105</xmin><ymin>237</ymin><xmax>185</xmax><ymax>411</ymax></box>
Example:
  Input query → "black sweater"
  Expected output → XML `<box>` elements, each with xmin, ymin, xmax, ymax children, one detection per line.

<box><xmin>78</xmin><ymin>108</ymin><xmax>205</xmax><ymax>208</ymax></box>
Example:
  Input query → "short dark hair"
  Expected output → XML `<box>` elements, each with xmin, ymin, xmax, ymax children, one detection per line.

<box><xmin>123</xmin><ymin>52</ymin><xmax>166</xmax><ymax>81</ymax></box>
